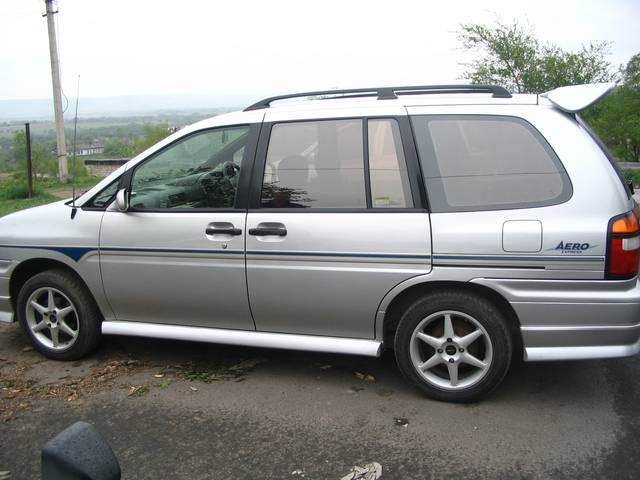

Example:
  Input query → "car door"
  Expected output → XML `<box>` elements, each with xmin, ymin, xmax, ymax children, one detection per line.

<box><xmin>246</xmin><ymin>113</ymin><xmax>432</xmax><ymax>339</ymax></box>
<box><xmin>99</xmin><ymin>123</ymin><xmax>260</xmax><ymax>330</ymax></box>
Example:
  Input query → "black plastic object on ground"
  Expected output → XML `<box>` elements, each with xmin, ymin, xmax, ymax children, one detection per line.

<box><xmin>41</xmin><ymin>421</ymin><xmax>121</xmax><ymax>480</ymax></box>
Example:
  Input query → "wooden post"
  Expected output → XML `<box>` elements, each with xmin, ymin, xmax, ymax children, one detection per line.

<box><xmin>25</xmin><ymin>123</ymin><xmax>33</xmax><ymax>198</ymax></box>
<box><xmin>44</xmin><ymin>0</ymin><xmax>68</xmax><ymax>181</ymax></box>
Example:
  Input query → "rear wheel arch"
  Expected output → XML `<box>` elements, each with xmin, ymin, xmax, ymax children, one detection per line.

<box><xmin>379</xmin><ymin>280</ymin><xmax>523</xmax><ymax>359</ymax></box>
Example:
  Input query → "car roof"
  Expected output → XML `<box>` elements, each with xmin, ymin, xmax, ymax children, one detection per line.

<box><xmin>189</xmin><ymin>91</ymin><xmax>540</xmax><ymax>131</ymax></box>
<box><xmin>198</xmin><ymin>82</ymin><xmax>614</xmax><ymax>126</ymax></box>
<box><xmin>259</xmin><ymin>92</ymin><xmax>539</xmax><ymax>110</ymax></box>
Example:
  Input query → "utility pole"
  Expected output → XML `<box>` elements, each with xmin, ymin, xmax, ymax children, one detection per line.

<box><xmin>44</xmin><ymin>0</ymin><xmax>68</xmax><ymax>182</ymax></box>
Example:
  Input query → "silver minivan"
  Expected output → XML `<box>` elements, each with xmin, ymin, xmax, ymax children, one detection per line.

<box><xmin>1</xmin><ymin>83</ymin><xmax>638</xmax><ymax>402</ymax></box>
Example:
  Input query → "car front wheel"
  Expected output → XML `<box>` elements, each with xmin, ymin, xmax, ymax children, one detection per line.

<box><xmin>17</xmin><ymin>269</ymin><xmax>102</xmax><ymax>360</ymax></box>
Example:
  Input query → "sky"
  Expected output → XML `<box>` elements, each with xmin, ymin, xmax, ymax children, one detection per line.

<box><xmin>1</xmin><ymin>0</ymin><xmax>639</xmax><ymax>101</ymax></box>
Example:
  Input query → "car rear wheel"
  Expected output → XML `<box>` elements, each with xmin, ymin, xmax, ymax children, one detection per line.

<box><xmin>17</xmin><ymin>269</ymin><xmax>102</xmax><ymax>360</ymax></box>
<box><xmin>394</xmin><ymin>290</ymin><xmax>512</xmax><ymax>402</ymax></box>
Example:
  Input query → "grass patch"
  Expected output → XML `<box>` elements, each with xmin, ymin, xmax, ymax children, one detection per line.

<box><xmin>37</xmin><ymin>176</ymin><xmax>101</xmax><ymax>189</ymax></box>
<box><xmin>179</xmin><ymin>365</ymin><xmax>242</xmax><ymax>383</ymax></box>
<box><xmin>0</xmin><ymin>178</ymin><xmax>59</xmax><ymax>217</ymax></box>
<box><xmin>0</xmin><ymin>193</ymin><xmax>58</xmax><ymax>217</ymax></box>
<box><xmin>0</xmin><ymin>179</ymin><xmax>47</xmax><ymax>200</ymax></box>
<box><xmin>178</xmin><ymin>358</ymin><xmax>265</xmax><ymax>383</ymax></box>
<box><xmin>0</xmin><ymin>176</ymin><xmax>101</xmax><ymax>217</ymax></box>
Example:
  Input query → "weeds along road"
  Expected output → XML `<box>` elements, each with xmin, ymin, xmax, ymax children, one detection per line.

<box><xmin>1</xmin><ymin>321</ymin><xmax>638</xmax><ymax>479</ymax></box>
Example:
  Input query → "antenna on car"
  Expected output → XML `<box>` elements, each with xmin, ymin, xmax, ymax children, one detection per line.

<box><xmin>70</xmin><ymin>75</ymin><xmax>80</xmax><ymax>219</ymax></box>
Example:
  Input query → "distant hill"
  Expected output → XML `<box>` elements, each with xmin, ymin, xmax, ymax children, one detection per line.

<box><xmin>0</xmin><ymin>94</ymin><xmax>262</xmax><ymax>121</ymax></box>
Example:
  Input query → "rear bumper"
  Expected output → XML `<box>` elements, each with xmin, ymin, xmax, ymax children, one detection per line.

<box><xmin>522</xmin><ymin>324</ymin><xmax>640</xmax><ymax>361</ymax></box>
<box><xmin>472</xmin><ymin>277</ymin><xmax>640</xmax><ymax>361</ymax></box>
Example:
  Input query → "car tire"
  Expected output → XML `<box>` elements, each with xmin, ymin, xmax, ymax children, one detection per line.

<box><xmin>394</xmin><ymin>289</ymin><xmax>512</xmax><ymax>402</ymax></box>
<box><xmin>17</xmin><ymin>269</ymin><xmax>102</xmax><ymax>361</ymax></box>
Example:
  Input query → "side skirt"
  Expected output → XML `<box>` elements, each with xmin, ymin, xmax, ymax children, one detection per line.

<box><xmin>101</xmin><ymin>321</ymin><xmax>383</xmax><ymax>357</ymax></box>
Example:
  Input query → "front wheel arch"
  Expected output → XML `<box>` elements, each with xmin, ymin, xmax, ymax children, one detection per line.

<box><xmin>10</xmin><ymin>258</ymin><xmax>100</xmax><ymax>318</ymax></box>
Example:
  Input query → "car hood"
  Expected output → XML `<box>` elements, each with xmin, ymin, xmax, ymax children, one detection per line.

<box><xmin>0</xmin><ymin>200</ymin><xmax>101</xmax><ymax>248</ymax></box>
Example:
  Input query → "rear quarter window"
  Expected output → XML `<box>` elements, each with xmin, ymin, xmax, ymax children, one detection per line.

<box><xmin>576</xmin><ymin>115</ymin><xmax>632</xmax><ymax>199</ymax></box>
<box><xmin>411</xmin><ymin>115</ymin><xmax>572</xmax><ymax>212</ymax></box>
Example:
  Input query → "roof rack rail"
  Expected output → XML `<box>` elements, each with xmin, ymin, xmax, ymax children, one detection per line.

<box><xmin>244</xmin><ymin>84</ymin><xmax>512</xmax><ymax>111</ymax></box>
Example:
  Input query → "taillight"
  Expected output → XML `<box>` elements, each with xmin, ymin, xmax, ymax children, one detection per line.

<box><xmin>606</xmin><ymin>206</ymin><xmax>640</xmax><ymax>279</ymax></box>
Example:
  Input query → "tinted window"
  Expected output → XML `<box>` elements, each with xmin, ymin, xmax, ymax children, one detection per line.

<box><xmin>368</xmin><ymin>119</ymin><xmax>413</xmax><ymax>208</ymax></box>
<box><xmin>576</xmin><ymin>115</ymin><xmax>631</xmax><ymax>199</ymax></box>
<box><xmin>85</xmin><ymin>180</ymin><xmax>119</xmax><ymax>208</ymax></box>
<box><xmin>130</xmin><ymin>126</ymin><xmax>249</xmax><ymax>210</ymax></box>
<box><xmin>411</xmin><ymin>115</ymin><xmax>571</xmax><ymax>212</ymax></box>
<box><xmin>261</xmin><ymin>119</ymin><xmax>366</xmax><ymax>208</ymax></box>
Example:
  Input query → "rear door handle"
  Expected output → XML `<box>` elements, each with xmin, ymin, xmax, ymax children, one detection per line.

<box><xmin>205</xmin><ymin>222</ymin><xmax>242</xmax><ymax>236</ymax></box>
<box><xmin>248</xmin><ymin>223</ymin><xmax>287</xmax><ymax>236</ymax></box>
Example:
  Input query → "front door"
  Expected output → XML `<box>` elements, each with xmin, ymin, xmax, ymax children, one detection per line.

<box><xmin>100</xmin><ymin>124</ymin><xmax>259</xmax><ymax>330</ymax></box>
<box><xmin>246</xmin><ymin>114</ymin><xmax>432</xmax><ymax>339</ymax></box>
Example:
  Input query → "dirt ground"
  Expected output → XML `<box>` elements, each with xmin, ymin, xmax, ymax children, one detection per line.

<box><xmin>1</xmin><ymin>321</ymin><xmax>639</xmax><ymax>479</ymax></box>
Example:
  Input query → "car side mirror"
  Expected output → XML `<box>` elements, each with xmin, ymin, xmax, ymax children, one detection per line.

<box><xmin>115</xmin><ymin>188</ymin><xmax>129</xmax><ymax>212</ymax></box>
<box><xmin>629</xmin><ymin>181</ymin><xmax>635</xmax><ymax>195</ymax></box>
<box><xmin>42</xmin><ymin>421</ymin><xmax>121</xmax><ymax>480</ymax></box>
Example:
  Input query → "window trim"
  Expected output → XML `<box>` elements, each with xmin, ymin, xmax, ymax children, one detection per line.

<box><xmin>112</xmin><ymin>123</ymin><xmax>261</xmax><ymax>214</ymax></box>
<box><xmin>362</xmin><ymin>119</ymin><xmax>372</xmax><ymax>208</ymax></box>
<box><xmin>411</xmin><ymin>114</ymin><xmax>573</xmax><ymax>213</ymax></box>
<box><xmin>249</xmin><ymin>115</ymin><xmax>427</xmax><ymax>212</ymax></box>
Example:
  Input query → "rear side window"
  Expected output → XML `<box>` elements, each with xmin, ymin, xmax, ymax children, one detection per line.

<box><xmin>411</xmin><ymin>115</ymin><xmax>572</xmax><ymax>212</ymax></box>
<box><xmin>261</xmin><ymin>119</ymin><xmax>366</xmax><ymax>208</ymax></box>
<box><xmin>368</xmin><ymin>119</ymin><xmax>413</xmax><ymax>208</ymax></box>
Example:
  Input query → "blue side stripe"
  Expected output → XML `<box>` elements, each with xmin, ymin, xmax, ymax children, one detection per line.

<box><xmin>0</xmin><ymin>245</ymin><xmax>94</xmax><ymax>262</ymax></box>
<box><xmin>100</xmin><ymin>247</ymin><xmax>244</xmax><ymax>256</ymax></box>
<box><xmin>433</xmin><ymin>254</ymin><xmax>604</xmax><ymax>263</ymax></box>
<box><xmin>0</xmin><ymin>244</ymin><xmax>605</xmax><ymax>264</ymax></box>
<box><xmin>0</xmin><ymin>245</ymin><xmax>242</xmax><ymax>262</ymax></box>
<box><xmin>246</xmin><ymin>250</ymin><xmax>431</xmax><ymax>260</ymax></box>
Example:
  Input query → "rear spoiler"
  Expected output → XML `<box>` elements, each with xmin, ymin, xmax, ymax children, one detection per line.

<box><xmin>540</xmin><ymin>82</ymin><xmax>616</xmax><ymax>113</ymax></box>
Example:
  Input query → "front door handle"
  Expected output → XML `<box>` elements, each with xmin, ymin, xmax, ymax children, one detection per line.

<box><xmin>205</xmin><ymin>222</ymin><xmax>242</xmax><ymax>236</ymax></box>
<box><xmin>248</xmin><ymin>223</ymin><xmax>287</xmax><ymax>236</ymax></box>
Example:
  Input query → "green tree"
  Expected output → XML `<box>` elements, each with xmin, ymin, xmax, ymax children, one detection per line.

<box><xmin>458</xmin><ymin>21</ymin><xmax>615</xmax><ymax>93</ymax></box>
<box><xmin>623</xmin><ymin>53</ymin><xmax>640</xmax><ymax>86</ymax></box>
<box><xmin>104</xmin><ymin>138</ymin><xmax>134</xmax><ymax>158</ymax></box>
<box><xmin>67</xmin><ymin>156</ymin><xmax>88</xmax><ymax>178</ymax></box>
<box><xmin>11</xmin><ymin>130</ymin><xmax>57</xmax><ymax>181</ymax></box>
<box><xmin>583</xmin><ymin>54</ymin><xmax>640</xmax><ymax>161</ymax></box>
<box><xmin>133</xmin><ymin>123</ymin><xmax>172</xmax><ymax>155</ymax></box>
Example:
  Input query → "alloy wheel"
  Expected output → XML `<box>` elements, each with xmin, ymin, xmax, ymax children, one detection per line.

<box><xmin>25</xmin><ymin>287</ymin><xmax>79</xmax><ymax>351</ymax></box>
<box><xmin>409</xmin><ymin>310</ymin><xmax>493</xmax><ymax>390</ymax></box>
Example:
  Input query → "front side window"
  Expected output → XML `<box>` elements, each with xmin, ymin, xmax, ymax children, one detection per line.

<box><xmin>260</xmin><ymin>119</ymin><xmax>366</xmax><ymax>208</ymax></box>
<box><xmin>411</xmin><ymin>115</ymin><xmax>572</xmax><ymax>212</ymax></box>
<box><xmin>130</xmin><ymin>126</ymin><xmax>249</xmax><ymax>210</ymax></box>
